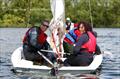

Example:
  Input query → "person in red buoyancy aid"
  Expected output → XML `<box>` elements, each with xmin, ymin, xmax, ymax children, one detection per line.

<box><xmin>64</xmin><ymin>21</ymin><xmax>101</xmax><ymax>66</ymax></box>
<box><xmin>23</xmin><ymin>20</ymin><xmax>56</xmax><ymax>64</ymax></box>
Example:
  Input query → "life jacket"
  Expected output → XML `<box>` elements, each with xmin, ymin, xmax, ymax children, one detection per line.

<box><xmin>23</xmin><ymin>27</ymin><xmax>47</xmax><ymax>45</ymax></box>
<box><xmin>37</xmin><ymin>29</ymin><xmax>47</xmax><ymax>45</ymax></box>
<box><xmin>74</xmin><ymin>29</ymin><xmax>81</xmax><ymax>39</ymax></box>
<box><xmin>64</xmin><ymin>29</ymin><xmax>81</xmax><ymax>44</ymax></box>
<box><xmin>74</xmin><ymin>23</ymin><xmax>78</xmax><ymax>27</ymax></box>
<box><xmin>23</xmin><ymin>27</ymin><xmax>32</xmax><ymax>43</ymax></box>
<box><xmin>81</xmin><ymin>31</ymin><xmax>96</xmax><ymax>53</ymax></box>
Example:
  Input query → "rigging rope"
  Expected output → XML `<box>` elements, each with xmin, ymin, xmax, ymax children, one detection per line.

<box><xmin>49</xmin><ymin>0</ymin><xmax>65</xmax><ymax>61</ymax></box>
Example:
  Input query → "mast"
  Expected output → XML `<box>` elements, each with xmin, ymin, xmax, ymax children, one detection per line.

<box><xmin>88</xmin><ymin>0</ymin><xmax>93</xmax><ymax>28</ymax></box>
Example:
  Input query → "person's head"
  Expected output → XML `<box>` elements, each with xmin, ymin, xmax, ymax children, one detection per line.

<box><xmin>66</xmin><ymin>17</ymin><xmax>71</xmax><ymax>25</ymax></box>
<box><xmin>77</xmin><ymin>21</ymin><xmax>92</xmax><ymax>33</ymax></box>
<box><xmin>40</xmin><ymin>20</ymin><xmax>49</xmax><ymax>32</ymax></box>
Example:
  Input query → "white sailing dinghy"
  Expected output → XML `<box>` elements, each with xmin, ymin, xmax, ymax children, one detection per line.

<box><xmin>11</xmin><ymin>0</ymin><xmax>103</xmax><ymax>75</ymax></box>
<box><xmin>11</xmin><ymin>47</ymin><xmax>103</xmax><ymax>75</ymax></box>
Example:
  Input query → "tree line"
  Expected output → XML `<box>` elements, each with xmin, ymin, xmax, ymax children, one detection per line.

<box><xmin>0</xmin><ymin>0</ymin><xmax>120</xmax><ymax>28</ymax></box>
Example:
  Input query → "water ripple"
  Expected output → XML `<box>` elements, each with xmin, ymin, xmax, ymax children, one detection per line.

<box><xmin>0</xmin><ymin>28</ymin><xmax>120</xmax><ymax>79</ymax></box>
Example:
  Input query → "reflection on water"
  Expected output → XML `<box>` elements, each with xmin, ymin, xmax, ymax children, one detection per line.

<box><xmin>0</xmin><ymin>28</ymin><xmax>120</xmax><ymax>79</ymax></box>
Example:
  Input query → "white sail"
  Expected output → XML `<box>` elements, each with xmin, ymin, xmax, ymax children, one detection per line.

<box><xmin>47</xmin><ymin>0</ymin><xmax>65</xmax><ymax>58</ymax></box>
<box><xmin>49</xmin><ymin>0</ymin><xmax>65</xmax><ymax>30</ymax></box>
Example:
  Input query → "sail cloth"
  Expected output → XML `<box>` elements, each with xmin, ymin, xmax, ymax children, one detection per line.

<box><xmin>47</xmin><ymin>0</ymin><xmax>65</xmax><ymax>58</ymax></box>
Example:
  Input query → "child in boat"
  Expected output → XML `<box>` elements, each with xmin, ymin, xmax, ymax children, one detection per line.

<box><xmin>63</xmin><ymin>21</ymin><xmax>101</xmax><ymax>66</ymax></box>
<box><xmin>63</xmin><ymin>27</ymin><xmax>81</xmax><ymax>55</ymax></box>
<box><xmin>65</xmin><ymin>17</ymin><xmax>74</xmax><ymax>33</ymax></box>
<box><xmin>22</xmin><ymin>20</ymin><xmax>56</xmax><ymax>65</ymax></box>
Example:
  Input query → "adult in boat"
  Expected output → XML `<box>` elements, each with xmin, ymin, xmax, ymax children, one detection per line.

<box><xmin>64</xmin><ymin>21</ymin><xmax>101</xmax><ymax>66</ymax></box>
<box><xmin>22</xmin><ymin>20</ymin><xmax>56</xmax><ymax>65</ymax></box>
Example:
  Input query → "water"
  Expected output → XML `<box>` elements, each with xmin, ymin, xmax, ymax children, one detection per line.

<box><xmin>0</xmin><ymin>28</ymin><xmax>120</xmax><ymax>79</ymax></box>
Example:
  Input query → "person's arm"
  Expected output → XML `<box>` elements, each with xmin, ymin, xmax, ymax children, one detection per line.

<box><xmin>73</xmin><ymin>33</ymin><xmax>89</xmax><ymax>55</ymax></box>
<box><xmin>92</xmin><ymin>31</ymin><xmax>101</xmax><ymax>54</ymax></box>
<box><xmin>95</xmin><ymin>44</ymin><xmax>101</xmax><ymax>55</ymax></box>
<box><xmin>92</xmin><ymin>31</ymin><xmax>97</xmax><ymax>37</ymax></box>
<box><xmin>29</xmin><ymin>27</ymin><xmax>37</xmax><ymax>46</ymax></box>
<box><xmin>28</xmin><ymin>27</ymin><xmax>42</xmax><ymax>49</ymax></box>
<box><xmin>42</xmin><ymin>41</ymin><xmax>50</xmax><ymax>50</ymax></box>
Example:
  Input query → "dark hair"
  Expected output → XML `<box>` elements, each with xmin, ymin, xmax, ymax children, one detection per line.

<box><xmin>77</xmin><ymin>21</ymin><xmax>93</xmax><ymax>32</ymax></box>
<box><xmin>41</xmin><ymin>20</ymin><xmax>49</xmax><ymax>27</ymax></box>
<box><xmin>42</xmin><ymin>20</ymin><xmax>49</xmax><ymax>23</ymax></box>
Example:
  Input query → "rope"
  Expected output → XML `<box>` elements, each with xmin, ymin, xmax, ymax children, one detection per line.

<box><xmin>48</xmin><ymin>14</ymin><xmax>64</xmax><ymax>59</ymax></box>
<box><xmin>52</xmin><ymin>33</ymin><xmax>61</xmax><ymax>58</ymax></box>
<box><xmin>49</xmin><ymin>0</ymin><xmax>65</xmax><ymax>64</ymax></box>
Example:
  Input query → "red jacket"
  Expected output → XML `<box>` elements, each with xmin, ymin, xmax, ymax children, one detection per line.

<box><xmin>37</xmin><ymin>29</ymin><xmax>47</xmax><ymax>45</ymax></box>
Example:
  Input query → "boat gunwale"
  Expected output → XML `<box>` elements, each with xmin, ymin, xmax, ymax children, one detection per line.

<box><xmin>11</xmin><ymin>47</ymin><xmax>103</xmax><ymax>71</ymax></box>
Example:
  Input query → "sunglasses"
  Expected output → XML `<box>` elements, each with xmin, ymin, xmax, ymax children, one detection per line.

<box><xmin>42</xmin><ymin>24</ymin><xmax>49</xmax><ymax>28</ymax></box>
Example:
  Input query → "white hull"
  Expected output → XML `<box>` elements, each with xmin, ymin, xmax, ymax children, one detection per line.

<box><xmin>11</xmin><ymin>47</ymin><xmax>103</xmax><ymax>75</ymax></box>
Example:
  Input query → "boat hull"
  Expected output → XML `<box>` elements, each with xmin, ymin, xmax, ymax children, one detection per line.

<box><xmin>11</xmin><ymin>47</ymin><xmax>103</xmax><ymax>75</ymax></box>
<box><xmin>13</xmin><ymin>67</ymin><xmax>94</xmax><ymax>75</ymax></box>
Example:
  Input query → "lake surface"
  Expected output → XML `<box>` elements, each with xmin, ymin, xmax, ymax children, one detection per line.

<box><xmin>0</xmin><ymin>28</ymin><xmax>120</xmax><ymax>79</ymax></box>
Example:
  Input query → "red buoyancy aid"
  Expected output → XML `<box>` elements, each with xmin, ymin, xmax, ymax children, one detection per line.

<box><xmin>74</xmin><ymin>23</ymin><xmax>78</xmax><ymax>27</ymax></box>
<box><xmin>81</xmin><ymin>31</ymin><xmax>96</xmax><ymax>53</ymax></box>
<box><xmin>37</xmin><ymin>29</ymin><xmax>47</xmax><ymax>45</ymax></box>
<box><xmin>74</xmin><ymin>29</ymin><xmax>81</xmax><ymax>39</ymax></box>
<box><xmin>23</xmin><ymin>27</ymin><xmax>47</xmax><ymax>45</ymax></box>
<box><xmin>23</xmin><ymin>27</ymin><xmax>32</xmax><ymax>43</ymax></box>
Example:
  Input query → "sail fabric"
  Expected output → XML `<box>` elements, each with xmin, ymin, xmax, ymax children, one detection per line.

<box><xmin>48</xmin><ymin>0</ymin><xmax>65</xmax><ymax>57</ymax></box>
<box><xmin>49</xmin><ymin>0</ymin><xmax>65</xmax><ymax>30</ymax></box>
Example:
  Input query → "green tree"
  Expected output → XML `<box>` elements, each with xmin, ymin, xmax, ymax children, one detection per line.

<box><xmin>0</xmin><ymin>0</ymin><xmax>120</xmax><ymax>28</ymax></box>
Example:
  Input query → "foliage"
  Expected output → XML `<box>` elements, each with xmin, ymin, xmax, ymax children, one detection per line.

<box><xmin>0</xmin><ymin>14</ymin><xmax>25</xmax><ymax>27</ymax></box>
<box><xmin>0</xmin><ymin>0</ymin><xmax>120</xmax><ymax>28</ymax></box>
